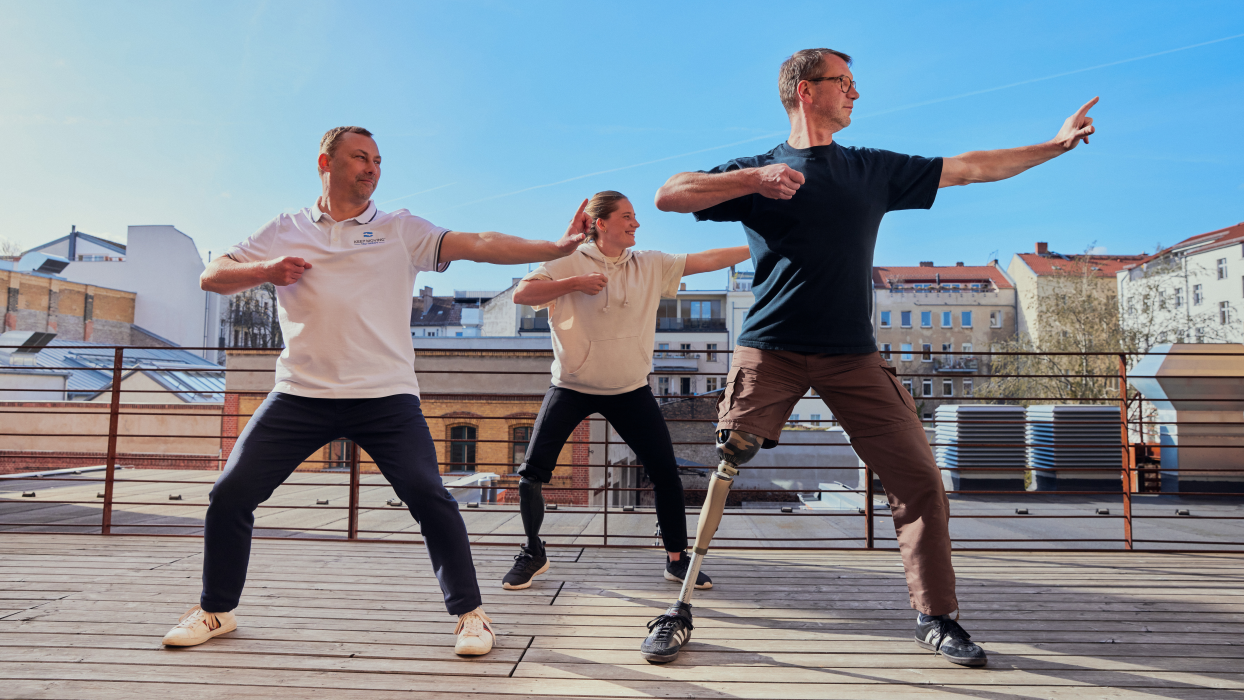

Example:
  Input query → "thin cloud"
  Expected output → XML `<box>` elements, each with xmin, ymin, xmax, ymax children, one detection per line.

<box><xmin>431</xmin><ymin>31</ymin><xmax>1244</xmax><ymax>214</ymax></box>
<box><xmin>379</xmin><ymin>182</ymin><xmax>458</xmax><ymax>206</ymax></box>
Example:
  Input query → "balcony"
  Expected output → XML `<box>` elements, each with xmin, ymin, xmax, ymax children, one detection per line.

<box><xmin>518</xmin><ymin>317</ymin><xmax>550</xmax><ymax>332</ymax></box>
<box><xmin>656</xmin><ymin>317</ymin><xmax>726</xmax><ymax>332</ymax></box>
<box><xmin>934</xmin><ymin>356</ymin><xmax>979</xmax><ymax>373</ymax></box>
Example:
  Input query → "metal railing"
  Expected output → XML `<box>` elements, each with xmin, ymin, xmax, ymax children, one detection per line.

<box><xmin>1</xmin><ymin>344</ymin><xmax>1241</xmax><ymax>552</ymax></box>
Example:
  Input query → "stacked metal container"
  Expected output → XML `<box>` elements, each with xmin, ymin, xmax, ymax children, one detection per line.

<box><xmin>934</xmin><ymin>405</ymin><xmax>1027</xmax><ymax>492</ymax></box>
<box><xmin>1025</xmin><ymin>405</ymin><xmax>1122</xmax><ymax>491</ymax></box>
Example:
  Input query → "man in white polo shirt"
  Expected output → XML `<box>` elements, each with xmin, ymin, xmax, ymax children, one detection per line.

<box><xmin>161</xmin><ymin>126</ymin><xmax>589</xmax><ymax>656</ymax></box>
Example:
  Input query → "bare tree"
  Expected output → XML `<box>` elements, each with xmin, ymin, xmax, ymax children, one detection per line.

<box><xmin>225</xmin><ymin>283</ymin><xmax>283</xmax><ymax>348</ymax></box>
<box><xmin>974</xmin><ymin>250</ymin><xmax>1224</xmax><ymax>406</ymax></box>
<box><xmin>0</xmin><ymin>237</ymin><xmax>22</xmax><ymax>258</ymax></box>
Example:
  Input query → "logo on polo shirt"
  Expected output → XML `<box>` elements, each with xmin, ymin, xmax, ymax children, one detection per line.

<box><xmin>353</xmin><ymin>231</ymin><xmax>386</xmax><ymax>246</ymax></box>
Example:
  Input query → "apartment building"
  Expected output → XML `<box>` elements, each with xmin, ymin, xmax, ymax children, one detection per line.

<box><xmin>1008</xmin><ymin>242</ymin><xmax>1145</xmax><ymax>346</ymax></box>
<box><xmin>873</xmin><ymin>262</ymin><xmax>1017</xmax><ymax>418</ymax></box>
<box><xmin>25</xmin><ymin>225</ymin><xmax>223</xmax><ymax>359</ymax></box>
<box><xmin>1117</xmin><ymin>222</ymin><xmax>1244</xmax><ymax>343</ymax></box>
<box><xmin>409</xmin><ymin>287</ymin><xmax>498</xmax><ymax>338</ymax></box>
<box><xmin>651</xmin><ymin>269</ymin><xmax>753</xmax><ymax>399</ymax></box>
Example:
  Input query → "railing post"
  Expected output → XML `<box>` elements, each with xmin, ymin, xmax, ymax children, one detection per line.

<box><xmin>602</xmin><ymin>417</ymin><xmax>609</xmax><ymax>547</ymax></box>
<box><xmin>347</xmin><ymin>440</ymin><xmax>360</xmax><ymax>540</ymax></box>
<box><xmin>1119</xmin><ymin>354</ymin><xmax>1133</xmax><ymax>550</ymax></box>
<box><xmin>100</xmin><ymin>347</ymin><xmax>124</xmax><ymax>535</ymax></box>
<box><xmin>864</xmin><ymin>465</ymin><xmax>875</xmax><ymax>549</ymax></box>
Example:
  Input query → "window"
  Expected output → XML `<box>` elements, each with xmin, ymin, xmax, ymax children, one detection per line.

<box><xmin>707</xmin><ymin>343</ymin><xmax>718</xmax><ymax>362</ymax></box>
<box><xmin>658</xmin><ymin>376</ymin><xmax>670</xmax><ymax>395</ymax></box>
<box><xmin>706</xmin><ymin>377</ymin><xmax>718</xmax><ymax>392</ymax></box>
<box><xmin>326</xmin><ymin>439</ymin><xmax>353</xmax><ymax>470</ymax></box>
<box><xmin>943</xmin><ymin>379</ymin><xmax>954</xmax><ymax>396</ymax></box>
<box><xmin>512</xmin><ymin>426</ymin><xmax>533</xmax><ymax>467</ymax></box>
<box><xmin>901</xmin><ymin>378</ymin><xmax>913</xmax><ymax>395</ymax></box>
<box><xmin>921</xmin><ymin>378</ymin><xmax>933</xmax><ymax>396</ymax></box>
<box><xmin>901</xmin><ymin>311</ymin><xmax>912</xmax><ymax>328</ymax></box>
<box><xmin>921</xmin><ymin>311</ymin><xmax>932</xmax><ymax>328</ymax></box>
<box><xmin>1175</xmin><ymin>288</ymin><xmax>1184</xmax><ymax>309</ymax></box>
<box><xmin>963</xmin><ymin>379</ymin><xmax>973</xmax><ymax>396</ymax></box>
<box><xmin>941</xmin><ymin>343</ymin><xmax>952</xmax><ymax>362</ymax></box>
<box><xmin>657</xmin><ymin>342</ymin><xmax>669</xmax><ymax>358</ymax></box>
<box><xmin>811</xmin><ymin>414</ymin><xmax>821</xmax><ymax>427</ymax></box>
<box><xmin>679</xmin><ymin>343</ymin><xmax>692</xmax><ymax>358</ymax></box>
<box><xmin>1195</xmin><ymin>327</ymin><xmax>1205</xmax><ymax>343</ymax></box>
<box><xmin>921</xmin><ymin>343</ymin><xmax>932</xmax><ymax>361</ymax></box>
<box><xmin>990</xmin><ymin>310</ymin><xmax>1002</xmax><ymax>328</ymax></box>
<box><xmin>962</xmin><ymin>343</ymin><xmax>973</xmax><ymax>356</ymax></box>
<box><xmin>901</xmin><ymin>343</ymin><xmax>913</xmax><ymax>361</ymax></box>
<box><xmin>1221</xmin><ymin>301</ymin><xmax>1231</xmax><ymax>325</ymax></box>
<box><xmin>880</xmin><ymin>311</ymin><xmax>891</xmax><ymax>328</ymax></box>
<box><xmin>961</xmin><ymin>310</ymin><xmax>973</xmax><ymax>327</ymax></box>
<box><xmin>1194</xmin><ymin>284</ymin><xmax>1204</xmax><ymax>305</ymax></box>
<box><xmin>1218</xmin><ymin>258</ymin><xmax>1228</xmax><ymax>280</ymax></box>
<box><xmin>1158</xmin><ymin>289</ymin><xmax>1166</xmax><ymax>310</ymax></box>
<box><xmin>449</xmin><ymin>425</ymin><xmax>477</xmax><ymax>472</ymax></box>
<box><xmin>680</xmin><ymin>377</ymin><xmax>693</xmax><ymax>395</ymax></box>
<box><xmin>941</xmin><ymin>311</ymin><xmax>952</xmax><ymax>328</ymax></box>
<box><xmin>788</xmin><ymin>414</ymin><xmax>800</xmax><ymax>427</ymax></box>
<box><xmin>881</xmin><ymin>343</ymin><xmax>892</xmax><ymax>360</ymax></box>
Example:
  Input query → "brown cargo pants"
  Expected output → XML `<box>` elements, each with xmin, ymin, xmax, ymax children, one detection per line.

<box><xmin>717</xmin><ymin>347</ymin><xmax>957</xmax><ymax>615</ymax></box>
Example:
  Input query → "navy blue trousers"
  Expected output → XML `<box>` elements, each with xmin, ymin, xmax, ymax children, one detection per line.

<box><xmin>200</xmin><ymin>392</ymin><xmax>482</xmax><ymax>616</ymax></box>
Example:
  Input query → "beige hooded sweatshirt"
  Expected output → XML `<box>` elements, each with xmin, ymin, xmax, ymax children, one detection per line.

<box><xmin>523</xmin><ymin>241</ymin><xmax>686</xmax><ymax>395</ymax></box>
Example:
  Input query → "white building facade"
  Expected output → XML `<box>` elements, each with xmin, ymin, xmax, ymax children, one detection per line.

<box><xmin>27</xmin><ymin>226</ymin><xmax>221</xmax><ymax>359</ymax></box>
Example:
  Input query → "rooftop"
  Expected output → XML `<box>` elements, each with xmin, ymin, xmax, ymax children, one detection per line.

<box><xmin>873</xmin><ymin>264</ymin><xmax>1014</xmax><ymax>290</ymax></box>
<box><xmin>1</xmin><ymin>531</ymin><xmax>1239</xmax><ymax>699</ymax></box>
<box><xmin>1123</xmin><ymin>222</ymin><xmax>1244</xmax><ymax>271</ymax></box>
<box><xmin>3</xmin><ymin>339</ymin><xmax>223</xmax><ymax>401</ymax></box>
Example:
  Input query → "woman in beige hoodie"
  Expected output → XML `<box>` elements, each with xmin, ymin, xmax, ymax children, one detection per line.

<box><xmin>501</xmin><ymin>190</ymin><xmax>749</xmax><ymax>591</ymax></box>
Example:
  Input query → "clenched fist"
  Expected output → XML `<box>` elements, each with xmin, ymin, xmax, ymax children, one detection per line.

<box><xmin>575</xmin><ymin>272</ymin><xmax>608</xmax><ymax>295</ymax></box>
<box><xmin>754</xmin><ymin>163</ymin><xmax>805</xmax><ymax>200</ymax></box>
<box><xmin>265</xmin><ymin>257</ymin><xmax>312</xmax><ymax>286</ymax></box>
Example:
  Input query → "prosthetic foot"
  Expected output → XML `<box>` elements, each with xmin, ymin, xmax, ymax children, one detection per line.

<box><xmin>640</xmin><ymin>429</ymin><xmax>762</xmax><ymax>664</ymax></box>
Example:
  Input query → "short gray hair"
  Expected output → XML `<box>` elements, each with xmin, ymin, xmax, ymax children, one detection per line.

<box><xmin>319</xmin><ymin>126</ymin><xmax>374</xmax><ymax>172</ymax></box>
<box><xmin>778</xmin><ymin>49</ymin><xmax>853</xmax><ymax>113</ymax></box>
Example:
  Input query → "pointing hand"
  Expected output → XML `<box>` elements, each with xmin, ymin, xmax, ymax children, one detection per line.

<box><xmin>1053</xmin><ymin>97</ymin><xmax>1098</xmax><ymax>151</ymax></box>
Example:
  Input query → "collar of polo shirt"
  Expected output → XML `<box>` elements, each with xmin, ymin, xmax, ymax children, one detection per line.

<box><xmin>311</xmin><ymin>199</ymin><xmax>379</xmax><ymax>225</ymax></box>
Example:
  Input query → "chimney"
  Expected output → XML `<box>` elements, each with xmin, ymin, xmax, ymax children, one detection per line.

<box><xmin>68</xmin><ymin>225</ymin><xmax>77</xmax><ymax>261</ymax></box>
<box><xmin>420</xmin><ymin>286</ymin><xmax>433</xmax><ymax>311</ymax></box>
<box><xmin>1036</xmin><ymin>242</ymin><xmax>1048</xmax><ymax>255</ymax></box>
<box><xmin>679</xmin><ymin>282</ymin><xmax>687</xmax><ymax>291</ymax></box>
<box><xmin>955</xmin><ymin>262</ymin><xmax>964</xmax><ymax>267</ymax></box>
<box><xmin>919</xmin><ymin>261</ymin><xmax>934</xmax><ymax>267</ymax></box>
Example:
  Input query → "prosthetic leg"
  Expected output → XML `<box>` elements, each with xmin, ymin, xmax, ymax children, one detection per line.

<box><xmin>639</xmin><ymin>429</ymin><xmax>762</xmax><ymax>663</ymax></box>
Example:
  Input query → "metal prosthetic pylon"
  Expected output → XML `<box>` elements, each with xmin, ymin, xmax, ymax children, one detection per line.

<box><xmin>676</xmin><ymin>460</ymin><xmax>736</xmax><ymax>605</ymax></box>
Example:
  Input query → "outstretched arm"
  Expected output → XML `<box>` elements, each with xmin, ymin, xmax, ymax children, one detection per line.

<box><xmin>683</xmin><ymin>246</ymin><xmax>751</xmax><ymax>276</ymax></box>
<box><xmin>513</xmin><ymin>273</ymin><xmax>608</xmax><ymax>306</ymax></box>
<box><xmin>200</xmin><ymin>255</ymin><xmax>310</xmax><ymax>295</ymax></box>
<box><xmin>439</xmin><ymin>199</ymin><xmax>590</xmax><ymax>264</ymax></box>
<box><xmin>654</xmin><ymin>165</ymin><xmax>807</xmax><ymax>213</ymax></box>
<box><xmin>940</xmin><ymin>97</ymin><xmax>1098</xmax><ymax>188</ymax></box>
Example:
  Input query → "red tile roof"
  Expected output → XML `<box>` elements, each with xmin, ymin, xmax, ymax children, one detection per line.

<box><xmin>1122</xmin><ymin>222</ymin><xmax>1244</xmax><ymax>270</ymax></box>
<box><xmin>873</xmin><ymin>265</ymin><xmax>1013</xmax><ymax>290</ymax></box>
<box><xmin>1015</xmin><ymin>252</ymin><xmax>1145</xmax><ymax>277</ymax></box>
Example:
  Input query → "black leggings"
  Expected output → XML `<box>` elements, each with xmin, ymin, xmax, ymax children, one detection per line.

<box><xmin>518</xmin><ymin>385</ymin><xmax>688</xmax><ymax>553</ymax></box>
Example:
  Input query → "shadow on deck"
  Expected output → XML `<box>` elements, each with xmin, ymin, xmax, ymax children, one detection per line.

<box><xmin>1</xmin><ymin>533</ymin><xmax>1242</xmax><ymax>699</ymax></box>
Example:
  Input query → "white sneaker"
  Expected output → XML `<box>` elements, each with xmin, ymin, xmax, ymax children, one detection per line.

<box><xmin>454</xmin><ymin>607</ymin><xmax>495</xmax><ymax>656</ymax></box>
<box><xmin>162</xmin><ymin>605</ymin><xmax>237</xmax><ymax>647</ymax></box>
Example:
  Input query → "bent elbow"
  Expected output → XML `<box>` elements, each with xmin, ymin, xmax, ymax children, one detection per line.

<box><xmin>653</xmin><ymin>188</ymin><xmax>676</xmax><ymax>212</ymax></box>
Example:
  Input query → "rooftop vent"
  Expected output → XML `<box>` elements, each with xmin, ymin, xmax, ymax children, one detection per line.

<box><xmin>919</xmin><ymin>261</ymin><xmax>934</xmax><ymax>267</ymax></box>
<box><xmin>0</xmin><ymin>331</ymin><xmax>56</xmax><ymax>367</ymax></box>
<box><xmin>16</xmin><ymin>253</ymin><xmax>70</xmax><ymax>276</ymax></box>
<box><xmin>955</xmin><ymin>262</ymin><xmax>964</xmax><ymax>267</ymax></box>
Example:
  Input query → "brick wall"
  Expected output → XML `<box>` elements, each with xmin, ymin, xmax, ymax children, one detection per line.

<box><xmin>0</xmin><ymin>450</ymin><xmax>220</xmax><ymax>474</ymax></box>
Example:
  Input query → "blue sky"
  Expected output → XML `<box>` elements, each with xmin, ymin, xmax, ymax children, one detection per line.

<box><xmin>2</xmin><ymin>1</ymin><xmax>1242</xmax><ymax>294</ymax></box>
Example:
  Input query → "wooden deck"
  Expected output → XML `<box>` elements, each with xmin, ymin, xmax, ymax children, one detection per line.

<box><xmin>1</xmin><ymin>534</ymin><xmax>1242</xmax><ymax>698</ymax></box>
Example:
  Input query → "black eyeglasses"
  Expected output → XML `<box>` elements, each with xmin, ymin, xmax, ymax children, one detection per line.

<box><xmin>804</xmin><ymin>75</ymin><xmax>857</xmax><ymax>94</ymax></box>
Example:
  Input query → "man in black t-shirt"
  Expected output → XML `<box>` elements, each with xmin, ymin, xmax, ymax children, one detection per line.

<box><xmin>639</xmin><ymin>48</ymin><xmax>1098</xmax><ymax>667</ymax></box>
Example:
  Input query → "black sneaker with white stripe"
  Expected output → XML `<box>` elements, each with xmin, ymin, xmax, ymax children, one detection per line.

<box><xmin>640</xmin><ymin>601</ymin><xmax>694</xmax><ymax>664</ymax></box>
<box><xmin>501</xmin><ymin>543</ymin><xmax>548</xmax><ymax>590</ymax></box>
<box><xmin>915</xmin><ymin>613</ymin><xmax>987</xmax><ymax>667</ymax></box>
<box><xmin>664</xmin><ymin>555</ymin><xmax>712</xmax><ymax>589</ymax></box>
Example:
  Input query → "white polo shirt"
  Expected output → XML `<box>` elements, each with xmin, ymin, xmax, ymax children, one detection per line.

<box><xmin>225</xmin><ymin>200</ymin><xmax>448</xmax><ymax>399</ymax></box>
